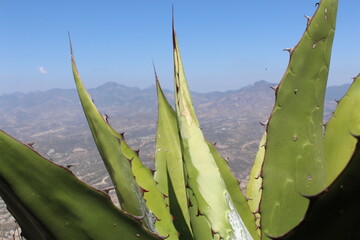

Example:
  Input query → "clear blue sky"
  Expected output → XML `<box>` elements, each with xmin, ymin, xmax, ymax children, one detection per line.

<box><xmin>0</xmin><ymin>1</ymin><xmax>359</xmax><ymax>94</ymax></box>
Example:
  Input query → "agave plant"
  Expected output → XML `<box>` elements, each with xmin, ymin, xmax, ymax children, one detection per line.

<box><xmin>1</xmin><ymin>0</ymin><xmax>360</xmax><ymax>239</ymax></box>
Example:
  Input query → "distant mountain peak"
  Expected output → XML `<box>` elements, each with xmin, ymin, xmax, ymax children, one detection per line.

<box><xmin>95</xmin><ymin>81</ymin><xmax>140</xmax><ymax>91</ymax></box>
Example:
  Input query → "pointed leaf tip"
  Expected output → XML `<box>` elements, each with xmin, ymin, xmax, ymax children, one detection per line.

<box><xmin>152</xmin><ymin>61</ymin><xmax>160</xmax><ymax>85</ymax></box>
<box><xmin>68</xmin><ymin>32</ymin><xmax>74</xmax><ymax>58</ymax></box>
<box><xmin>172</xmin><ymin>12</ymin><xmax>177</xmax><ymax>50</ymax></box>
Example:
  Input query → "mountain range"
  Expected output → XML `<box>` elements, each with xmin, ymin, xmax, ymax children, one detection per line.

<box><xmin>0</xmin><ymin>80</ymin><xmax>351</xmax><ymax>233</ymax></box>
<box><xmin>0</xmin><ymin>80</ymin><xmax>350</xmax><ymax>176</ymax></box>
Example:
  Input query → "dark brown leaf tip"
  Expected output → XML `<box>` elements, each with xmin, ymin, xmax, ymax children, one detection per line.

<box><xmin>68</xmin><ymin>32</ymin><xmax>75</xmax><ymax>60</ymax></box>
<box><xmin>172</xmin><ymin>6</ymin><xmax>177</xmax><ymax>51</ymax></box>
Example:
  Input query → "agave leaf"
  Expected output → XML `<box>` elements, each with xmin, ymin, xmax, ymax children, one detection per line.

<box><xmin>172</xmin><ymin>22</ymin><xmax>253</xmax><ymax>240</ymax></box>
<box><xmin>71</xmin><ymin>46</ymin><xmax>177</xmax><ymax>238</ymax></box>
<box><xmin>153</xmin><ymin>72</ymin><xmax>193</xmax><ymax>239</ymax></box>
<box><xmin>207</xmin><ymin>141</ymin><xmax>259</xmax><ymax>240</ymax></box>
<box><xmin>120</xmin><ymin>139</ymin><xmax>179</xmax><ymax>239</ymax></box>
<box><xmin>71</xmin><ymin>48</ymin><xmax>145</xmax><ymax>218</ymax></box>
<box><xmin>245</xmin><ymin>133</ymin><xmax>266</xmax><ymax>238</ymax></box>
<box><xmin>246</xmin><ymin>134</ymin><xmax>266</xmax><ymax>212</ymax></box>
<box><xmin>278</xmin><ymin>135</ymin><xmax>360</xmax><ymax>239</ymax></box>
<box><xmin>187</xmin><ymin>188</ymin><xmax>218</xmax><ymax>240</ymax></box>
<box><xmin>166</xmin><ymin>164</ymin><xmax>194</xmax><ymax>240</ymax></box>
<box><xmin>0</xmin><ymin>130</ymin><xmax>160</xmax><ymax>240</ymax></box>
<box><xmin>324</xmin><ymin>74</ymin><xmax>360</xmax><ymax>185</ymax></box>
<box><xmin>260</xmin><ymin>0</ymin><xmax>338</xmax><ymax>237</ymax></box>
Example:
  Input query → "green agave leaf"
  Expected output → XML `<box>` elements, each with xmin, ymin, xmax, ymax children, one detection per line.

<box><xmin>279</xmin><ymin>135</ymin><xmax>360</xmax><ymax>240</ymax></box>
<box><xmin>207</xmin><ymin>141</ymin><xmax>259</xmax><ymax>240</ymax></box>
<box><xmin>166</xmin><ymin>164</ymin><xmax>194</xmax><ymax>240</ymax></box>
<box><xmin>120</xmin><ymin>139</ymin><xmax>179</xmax><ymax>240</ymax></box>
<box><xmin>260</xmin><ymin>0</ymin><xmax>338</xmax><ymax>237</ymax></box>
<box><xmin>324</xmin><ymin>74</ymin><xmax>360</xmax><ymax>185</ymax></box>
<box><xmin>153</xmin><ymin>72</ymin><xmax>193</xmax><ymax>239</ymax></box>
<box><xmin>71</xmin><ymin>48</ymin><xmax>146</xmax><ymax>218</ymax></box>
<box><xmin>245</xmin><ymin>133</ymin><xmax>266</xmax><ymax>238</ymax></box>
<box><xmin>0</xmin><ymin>130</ymin><xmax>160</xmax><ymax>240</ymax></box>
<box><xmin>172</xmin><ymin>23</ymin><xmax>253</xmax><ymax>240</ymax></box>
<box><xmin>187</xmin><ymin>188</ymin><xmax>218</xmax><ymax>240</ymax></box>
<box><xmin>71</xmin><ymin>46</ymin><xmax>177</xmax><ymax>238</ymax></box>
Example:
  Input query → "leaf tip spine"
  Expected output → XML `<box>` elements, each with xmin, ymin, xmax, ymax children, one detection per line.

<box><xmin>68</xmin><ymin>32</ymin><xmax>75</xmax><ymax>61</ymax></box>
<box><xmin>171</xmin><ymin>7</ymin><xmax>177</xmax><ymax>51</ymax></box>
<box><xmin>304</xmin><ymin>15</ymin><xmax>312</xmax><ymax>27</ymax></box>
<box><xmin>26</xmin><ymin>142</ymin><xmax>35</xmax><ymax>149</ymax></box>
<box><xmin>65</xmin><ymin>164</ymin><xmax>76</xmax><ymax>169</ymax></box>
<box><xmin>269</xmin><ymin>85</ymin><xmax>277</xmax><ymax>91</ymax></box>
<box><xmin>260</xmin><ymin>120</ymin><xmax>268</xmax><ymax>127</ymax></box>
<box><xmin>352</xmin><ymin>73</ymin><xmax>360</xmax><ymax>81</ymax></box>
<box><xmin>283</xmin><ymin>48</ymin><xmax>294</xmax><ymax>54</ymax></box>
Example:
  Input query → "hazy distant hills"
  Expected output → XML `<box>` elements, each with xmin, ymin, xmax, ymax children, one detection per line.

<box><xmin>0</xmin><ymin>80</ymin><xmax>351</xmax><ymax>230</ymax></box>
<box><xmin>0</xmin><ymin>80</ymin><xmax>274</xmax><ymax>176</ymax></box>
<box><xmin>0</xmin><ymin>80</ymin><xmax>350</xmax><ymax>177</ymax></box>
<box><xmin>325</xmin><ymin>83</ymin><xmax>352</xmax><ymax>101</ymax></box>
